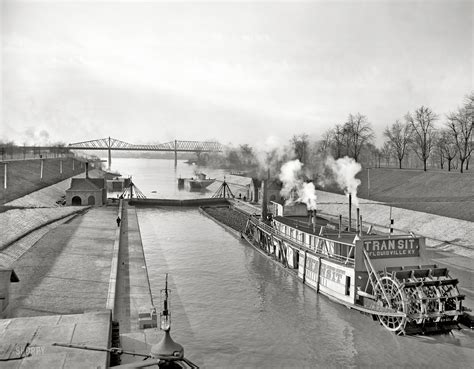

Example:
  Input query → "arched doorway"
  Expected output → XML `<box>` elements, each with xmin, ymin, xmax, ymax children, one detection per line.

<box><xmin>72</xmin><ymin>196</ymin><xmax>82</xmax><ymax>206</ymax></box>
<box><xmin>87</xmin><ymin>195</ymin><xmax>96</xmax><ymax>205</ymax></box>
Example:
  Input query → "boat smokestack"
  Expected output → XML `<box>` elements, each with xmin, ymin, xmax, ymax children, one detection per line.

<box><xmin>348</xmin><ymin>194</ymin><xmax>352</xmax><ymax>232</ymax></box>
<box><xmin>85</xmin><ymin>162</ymin><xmax>89</xmax><ymax>178</ymax></box>
<box><xmin>359</xmin><ymin>215</ymin><xmax>363</xmax><ymax>236</ymax></box>
<box><xmin>312</xmin><ymin>209</ymin><xmax>317</xmax><ymax>232</ymax></box>
<box><xmin>308</xmin><ymin>210</ymin><xmax>312</xmax><ymax>226</ymax></box>
<box><xmin>338</xmin><ymin>214</ymin><xmax>342</xmax><ymax>238</ymax></box>
<box><xmin>261</xmin><ymin>170</ymin><xmax>269</xmax><ymax>222</ymax></box>
<box><xmin>356</xmin><ymin>208</ymin><xmax>360</xmax><ymax>234</ymax></box>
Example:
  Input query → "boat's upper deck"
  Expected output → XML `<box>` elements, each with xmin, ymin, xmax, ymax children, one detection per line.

<box><xmin>273</xmin><ymin>215</ymin><xmax>357</xmax><ymax>245</ymax></box>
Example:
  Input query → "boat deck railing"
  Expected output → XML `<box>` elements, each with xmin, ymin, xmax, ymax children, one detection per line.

<box><xmin>247</xmin><ymin>216</ymin><xmax>355</xmax><ymax>266</ymax></box>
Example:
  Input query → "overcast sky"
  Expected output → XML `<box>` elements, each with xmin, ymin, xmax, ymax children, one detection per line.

<box><xmin>1</xmin><ymin>0</ymin><xmax>472</xmax><ymax>148</ymax></box>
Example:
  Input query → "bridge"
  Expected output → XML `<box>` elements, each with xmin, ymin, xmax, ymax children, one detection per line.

<box><xmin>68</xmin><ymin>137</ymin><xmax>224</xmax><ymax>168</ymax></box>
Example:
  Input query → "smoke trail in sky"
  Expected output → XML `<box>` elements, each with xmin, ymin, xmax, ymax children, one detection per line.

<box><xmin>299</xmin><ymin>182</ymin><xmax>317</xmax><ymax>210</ymax></box>
<box><xmin>279</xmin><ymin>159</ymin><xmax>302</xmax><ymax>201</ymax></box>
<box><xmin>325</xmin><ymin>155</ymin><xmax>362</xmax><ymax>205</ymax></box>
<box><xmin>278</xmin><ymin>159</ymin><xmax>317</xmax><ymax>210</ymax></box>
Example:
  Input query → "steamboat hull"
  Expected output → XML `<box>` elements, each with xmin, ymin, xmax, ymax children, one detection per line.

<box><xmin>187</xmin><ymin>179</ymin><xmax>215</xmax><ymax>190</ymax></box>
<box><xmin>241</xmin><ymin>215</ymin><xmax>464</xmax><ymax>335</ymax></box>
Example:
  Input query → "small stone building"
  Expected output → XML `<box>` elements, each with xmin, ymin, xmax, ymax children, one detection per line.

<box><xmin>259</xmin><ymin>179</ymin><xmax>283</xmax><ymax>204</ymax></box>
<box><xmin>66</xmin><ymin>177</ymin><xmax>107</xmax><ymax>206</ymax></box>
<box><xmin>0</xmin><ymin>268</ymin><xmax>19</xmax><ymax>318</ymax></box>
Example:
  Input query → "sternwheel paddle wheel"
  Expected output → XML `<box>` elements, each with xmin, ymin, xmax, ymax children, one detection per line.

<box><xmin>373</xmin><ymin>275</ymin><xmax>408</xmax><ymax>332</ymax></box>
<box><xmin>363</xmin><ymin>247</ymin><xmax>464</xmax><ymax>335</ymax></box>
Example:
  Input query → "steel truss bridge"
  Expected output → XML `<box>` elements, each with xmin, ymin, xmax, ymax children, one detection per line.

<box><xmin>68</xmin><ymin>137</ymin><xmax>223</xmax><ymax>168</ymax></box>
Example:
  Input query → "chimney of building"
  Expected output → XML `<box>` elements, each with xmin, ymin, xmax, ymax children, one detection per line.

<box><xmin>85</xmin><ymin>162</ymin><xmax>89</xmax><ymax>178</ymax></box>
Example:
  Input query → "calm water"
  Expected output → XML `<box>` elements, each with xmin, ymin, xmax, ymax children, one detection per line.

<box><xmin>111</xmin><ymin>158</ymin><xmax>474</xmax><ymax>369</ymax></box>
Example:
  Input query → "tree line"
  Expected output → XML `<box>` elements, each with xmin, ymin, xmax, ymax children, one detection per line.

<box><xmin>212</xmin><ymin>92</ymin><xmax>473</xmax><ymax>174</ymax></box>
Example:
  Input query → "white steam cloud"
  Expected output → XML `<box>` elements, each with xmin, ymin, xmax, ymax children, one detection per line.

<box><xmin>24</xmin><ymin>127</ymin><xmax>51</xmax><ymax>145</ymax></box>
<box><xmin>278</xmin><ymin>159</ymin><xmax>317</xmax><ymax>210</ymax></box>
<box><xmin>325</xmin><ymin>156</ymin><xmax>362</xmax><ymax>205</ymax></box>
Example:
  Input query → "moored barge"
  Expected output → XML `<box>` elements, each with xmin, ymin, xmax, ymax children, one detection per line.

<box><xmin>241</xmin><ymin>201</ymin><xmax>465</xmax><ymax>335</ymax></box>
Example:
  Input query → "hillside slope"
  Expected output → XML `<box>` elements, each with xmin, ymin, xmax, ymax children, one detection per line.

<box><xmin>0</xmin><ymin>158</ymin><xmax>85</xmax><ymax>204</ymax></box>
<box><xmin>319</xmin><ymin>167</ymin><xmax>474</xmax><ymax>222</ymax></box>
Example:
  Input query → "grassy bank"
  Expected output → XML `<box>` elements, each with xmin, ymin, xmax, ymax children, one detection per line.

<box><xmin>320</xmin><ymin>167</ymin><xmax>474</xmax><ymax>222</ymax></box>
<box><xmin>0</xmin><ymin>157</ymin><xmax>85</xmax><ymax>204</ymax></box>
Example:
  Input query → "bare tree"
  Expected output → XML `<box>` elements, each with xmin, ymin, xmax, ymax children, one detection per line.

<box><xmin>318</xmin><ymin>129</ymin><xmax>333</xmax><ymax>157</ymax></box>
<box><xmin>363</xmin><ymin>142</ymin><xmax>379</xmax><ymax>167</ymax></box>
<box><xmin>344</xmin><ymin>113</ymin><xmax>374</xmax><ymax>162</ymax></box>
<box><xmin>405</xmin><ymin>106</ymin><xmax>438</xmax><ymax>171</ymax></box>
<box><xmin>290</xmin><ymin>133</ymin><xmax>309</xmax><ymax>164</ymax></box>
<box><xmin>331</xmin><ymin>124</ymin><xmax>346</xmax><ymax>159</ymax></box>
<box><xmin>383</xmin><ymin>120</ymin><xmax>412</xmax><ymax>169</ymax></box>
<box><xmin>380</xmin><ymin>142</ymin><xmax>392</xmax><ymax>167</ymax></box>
<box><xmin>239</xmin><ymin>144</ymin><xmax>255</xmax><ymax>166</ymax></box>
<box><xmin>446</xmin><ymin>93</ymin><xmax>473</xmax><ymax>173</ymax></box>
<box><xmin>436</xmin><ymin>129</ymin><xmax>457</xmax><ymax>171</ymax></box>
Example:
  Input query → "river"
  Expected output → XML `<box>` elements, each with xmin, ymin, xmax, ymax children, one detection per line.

<box><xmin>111</xmin><ymin>158</ymin><xmax>474</xmax><ymax>369</ymax></box>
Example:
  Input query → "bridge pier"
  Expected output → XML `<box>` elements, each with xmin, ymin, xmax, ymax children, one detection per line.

<box><xmin>174</xmin><ymin>140</ymin><xmax>177</xmax><ymax>167</ymax></box>
<box><xmin>108</xmin><ymin>137</ymin><xmax>112</xmax><ymax>170</ymax></box>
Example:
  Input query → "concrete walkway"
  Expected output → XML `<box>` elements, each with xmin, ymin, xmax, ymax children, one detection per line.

<box><xmin>0</xmin><ymin>310</ymin><xmax>111</xmax><ymax>369</ymax></box>
<box><xmin>9</xmin><ymin>206</ymin><xmax>117</xmax><ymax>317</ymax></box>
<box><xmin>115</xmin><ymin>202</ymin><xmax>155</xmax><ymax>334</ymax></box>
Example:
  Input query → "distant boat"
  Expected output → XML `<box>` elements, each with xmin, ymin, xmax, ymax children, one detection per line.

<box><xmin>178</xmin><ymin>172</ymin><xmax>215</xmax><ymax>190</ymax></box>
<box><xmin>187</xmin><ymin>173</ymin><xmax>215</xmax><ymax>190</ymax></box>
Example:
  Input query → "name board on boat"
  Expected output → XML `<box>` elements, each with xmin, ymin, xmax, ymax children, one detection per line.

<box><xmin>363</xmin><ymin>238</ymin><xmax>419</xmax><ymax>258</ymax></box>
<box><xmin>304</xmin><ymin>254</ymin><xmax>320</xmax><ymax>287</ymax></box>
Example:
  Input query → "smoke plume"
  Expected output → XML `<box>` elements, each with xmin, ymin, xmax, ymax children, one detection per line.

<box><xmin>278</xmin><ymin>159</ymin><xmax>317</xmax><ymax>210</ymax></box>
<box><xmin>325</xmin><ymin>156</ymin><xmax>362</xmax><ymax>205</ymax></box>
<box><xmin>299</xmin><ymin>182</ymin><xmax>317</xmax><ymax>210</ymax></box>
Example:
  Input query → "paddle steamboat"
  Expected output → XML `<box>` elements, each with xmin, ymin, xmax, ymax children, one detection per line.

<box><xmin>241</xmin><ymin>195</ymin><xmax>465</xmax><ymax>335</ymax></box>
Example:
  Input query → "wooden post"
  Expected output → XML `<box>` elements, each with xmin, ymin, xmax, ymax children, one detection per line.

<box><xmin>367</xmin><ymin>168</ymin><xmax>370</xmax><ymax>198</ymax></box>
<box><xmin>3</xmin><ymin>163</ymin><xmax>7</xmax><ymax>189</ymax></box>
<box><xmin>338</xmin><ymin>215</ymin><xmax>342</xmax><ymax>238</ymax></box>
<box><xmin>302</xmin><ymin>251</ymin><xmax>307</xmax><ymax>284</ymax></box>
<box><xmin>40</xmin><ymin>159</ymin><xmax>44</xmax><ymax>179</ymax></box>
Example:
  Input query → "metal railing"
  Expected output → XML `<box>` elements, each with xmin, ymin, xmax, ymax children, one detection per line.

<box><xmin>247</xmin><ymin>216</ymin><xmax>355</xmax><ymax>266</ymax></box>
